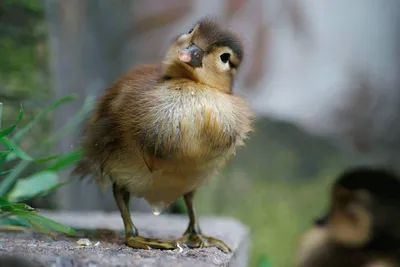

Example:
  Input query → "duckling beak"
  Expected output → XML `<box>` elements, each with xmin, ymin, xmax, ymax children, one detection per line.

<box><xmin>178</xmin><ymin>49</ymin><xmax>191</xmax><ymax>62</ymax></box>
<box><xmin>178</xmin><ymin>44</ymin><xmax>204</xmax><ymax>67</ymax></box>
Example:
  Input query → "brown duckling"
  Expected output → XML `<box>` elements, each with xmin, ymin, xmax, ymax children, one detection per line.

<box><xmin>73</xmin><ymin>17</ymin><xmax>254</xmax><ymax>253</ymax></box>
<box><xmin>295</xmin><ymin>168</ymin><xmax>400</xmax><ymax>267</ymax></box>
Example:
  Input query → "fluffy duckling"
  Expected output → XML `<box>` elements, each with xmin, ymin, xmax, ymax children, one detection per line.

<box><xmin>295</xmin><ymin>168</ymin><xmax>400</xmax><ymax>267</ymax></box>
<box><xmin>73</xmin><ymin>17</ymin><xmax>254</xmax><ymax>253</ymax></box>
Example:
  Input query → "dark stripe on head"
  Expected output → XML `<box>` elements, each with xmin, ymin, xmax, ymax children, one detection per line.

<box><xmin>335</xmin><ymin>167</ymin><xmax>400</xmax><ymax>201</ymax></box>
<box><xmin>195</xmin><ymin>17</ymin><xmax>243</xmax><ymax>64</ymax></box>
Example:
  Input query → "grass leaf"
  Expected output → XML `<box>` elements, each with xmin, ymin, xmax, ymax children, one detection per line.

<box><xmin>0</xmin><ymin>203</ymin><xmax>34</xmax><ymax>212</ymax></box>
<box><xmin>44</xmin><ymin>94</ymin><xmax>94</xmax><ymax>146</ymax></box>
<box><xmin>0</xmin><ymin>102</ymin><xmax>2</xmax><ymax>130</ymax></box>
<box><xmin>0</xmin><ymin>217</ymin><xmax>30</xmax><ymax>227</ymax></box>
<box><xmin>0</xmin><ymin>99</ymin><xmax>79</xmax><ymax>237</ymax></box>
<box><xmin>0</xmin><ymin>104</ymin><xmax>23</xmax><ymax>138</ymax></box>
<box><xmin>0</xmin><ymin>196</ymin><xmax>10</xmax><ymax>206</ymax></box>
<box><xmin>45</xmin><ymin>149</ymin><xmax>82</xmax><ymax>172</ymax></box>
<box><xmin>0</xmin><ymin>150</ymin><xmax>12</xmax><ymax>157</ymax></box>
<box><xmin>21</xmin><ymin>180</ymin><xmax>70</xmax><ymax>201</ymax></box>
<box><xmin>0</xmin><ymin>161</ymin><xmax>31</xmax><ymax>197</ymax></box>
<box><xmin>0</xmin><ymin>137</ymin><xmax>32</xmax><ymax>161</ymax></box>
<box><xmin>0</xmin><ymin>150</ymin><xmax>12</xmax><ymax>166</ymax></box>
<box><xmin>7</xmin><ymin>171</ymin><xmax>59</xmax><ymax>202</ymax></box>
<box><xmin>11</xmin><ymin>209</ymin><xmax>76</xmax><ymax>235</ymax></box>
<box><xmin>12</xmin><ymin>94</ymin><xmax>77</xmax><ymax>143</ymax></box>
<box><xmin>0</xmin><ymin>169</ymin><xmax>13</xmax><ymax>176</ymax></box>
<box><xmin>34</xmin><ymin>154</ymin><xmax>61</xmax><ymax>163</ymax></box>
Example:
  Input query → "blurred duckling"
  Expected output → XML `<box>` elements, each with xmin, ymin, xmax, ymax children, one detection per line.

<box><xmin>73</xmin><ymin>17</ymin><xmax>254</xmax><ymax>253</ymax></box>
<box><xmin>295</xmin><ymin>168</ymin><xmax>400</xmax><ymax>267</ymax></box>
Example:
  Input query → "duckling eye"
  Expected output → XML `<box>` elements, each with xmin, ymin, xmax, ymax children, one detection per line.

<box><xmin>188</xmin><ymin>28</ymin><xmax>194</xmax><ymax>34</ymax></box>
<box><xmin>220</xmin><ymin>53</ymin><xmax>231</xmax><ymax>64</ymax></box>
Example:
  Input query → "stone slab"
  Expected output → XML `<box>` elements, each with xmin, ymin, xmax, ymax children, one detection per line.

<box><xmin>0</xmin><ymin>211</ymin><xmax>249</xmax><ymax>267</ymax></box>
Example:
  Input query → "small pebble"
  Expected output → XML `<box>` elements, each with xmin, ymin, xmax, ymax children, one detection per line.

<box><xmin>77</xmin><ymin>238</ymin><xmax>92</xmax><ymax>246</ymax></box>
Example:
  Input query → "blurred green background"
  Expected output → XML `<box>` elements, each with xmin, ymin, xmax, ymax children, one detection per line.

<box><xmin>0</xmin><ymin>1</ymin><xmax>348</xmax><ymax>266</ymax></box>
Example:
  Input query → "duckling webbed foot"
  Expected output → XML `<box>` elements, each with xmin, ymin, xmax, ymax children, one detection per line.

<box><xmin>113</xmin><ymin>183</ymin><xmax>177</xmax><ymax>250</ymax></box>
<box><xmin>177</xmin><ymin>191</ymin><xmax>232</xmax><ymax>253</ymax></box>
<box><xmin>175</xmin><ymin>233</ymin><xmax>232</xmax><ymax>253</ymax></box>
<box><xmin>125</xmin><ymin>235</ymin><xmax>177</xmax><ymax>250</ymax></box>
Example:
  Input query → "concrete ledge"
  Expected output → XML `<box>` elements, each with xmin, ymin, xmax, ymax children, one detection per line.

<box><xmin>0</xmin><ymin>211</ymin><xmax>249</xmax><ymax>267</ymax></box>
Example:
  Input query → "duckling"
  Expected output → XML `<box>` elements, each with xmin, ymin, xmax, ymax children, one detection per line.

<box><xmin>72</xmin><ymin>17</ymin><xmax>253</xmax><ymax>253</ymax></box>
<box><xmin>295</xmin><ymin>168</ymin><xmax>400</xmax><ymax>267</ymax></box>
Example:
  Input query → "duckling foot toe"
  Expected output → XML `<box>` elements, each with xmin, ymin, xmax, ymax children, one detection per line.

<box><xmin>126</xmin><ymin>235</ymin><xmax>177</xmax><ymax>250</ymax></box>
<box><xmin>175</xmin><ymin>233</ymin><xmax>232</xmax><ymax>253</ymax></box>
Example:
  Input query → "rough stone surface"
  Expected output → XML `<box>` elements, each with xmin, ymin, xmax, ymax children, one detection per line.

<box><xmin>0</xmin><ymin>211</ymin><xmax>249</xmax><ymax>267</ymax></box>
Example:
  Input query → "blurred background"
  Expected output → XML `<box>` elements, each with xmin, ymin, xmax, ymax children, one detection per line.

<box><xmin>1</xmin><ymin>0</ymin><xmax>399</xmax><ymax>266</ymax></box>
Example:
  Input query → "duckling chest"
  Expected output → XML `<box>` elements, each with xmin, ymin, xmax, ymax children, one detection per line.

<box><xmin>148</xmin><ymin>88</ymin><xmax>239</xmax><ymax>158</ymax></box>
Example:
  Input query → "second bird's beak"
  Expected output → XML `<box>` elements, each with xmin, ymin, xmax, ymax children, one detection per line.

<box><xmin>178</xmin><ymin>44</ymin><xmax>204</xmax><ymax>67</ymax></box>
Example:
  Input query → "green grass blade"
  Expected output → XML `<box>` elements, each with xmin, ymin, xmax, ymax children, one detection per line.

<box><xmin>0</xmin><ymin>169</ymin><xmax>13</xmax><ymax>176</ymax></box>
<box><xmin>28</xmin><ymin>219</ymin><xmax>51</xmax><ymax>235</ymax></box>
<box><xmin>0</xmin><ymin>137</ymin><xmax>32</xmax><ymax>161</ymax></box>
<box><xmin>7</xmin><ymin>171</ymin><xmax>59</xmax><ymax>202</ymax></box>
<box><xmin>0</xmin><ymin>196</ymin><xmax>10</xmax><ymax>205</ymax></box>
<box><xmin>45</xmin><ymin>149</ymin><xmax>82</xmax><ymax>172</ymax></box>
<box><xmin>0</xmin><ymin>150</ymin><xmax>12</xmax><ymax>157</ymax></box>
<box><xmin>0</xmin><ymin>217</ymin><xmax>30</xmax><ymax>227</ymax></box>
<box><xmin>17</xmin><ymin>180</ymin><xmax>70</xmax><ymax>202</ymax></box>
<box><xmin>4</xmin><ymin>151</ymin><xmax>17</xmax><ymax>162</ymax></box>
<box><xmin>34</xmin><ymin>154</ymin><xmax>61</xmax><ymax>163</ymax></box>
<box><xmin>0</xmin><ymin>104</ymin><xmax>23</xmax><ymax>138</ymax></box>
<box><xmin>0</xmin><ymin>203</ymin><xmax>34</xmax><ymax>212</ymax></box>
<box><xmin>0</xmin><ymin>160</ymin><xmax>30</xmax><ymax>197</ymax></box>
<box><xmin>0</xmin><ymin>102</ymin><xmax>3</xmax><ymax>130</ymax></box>
<box><xmin>0</xmin><ymin>150</ymin><xmax>11</xmax><ymax>166</ymax></box>
<box><xmin>11</xmin><ymin>209</ymin><xmax>76</xmax><ymax>235</ymax></box>
<box><xmin>44</xmin><ymin>94</ymin><xmax>94</xmax><ymax>146</ymax></box>
<box><xmin>12</xmin><ymin>94</ymin><xmax>77</xmax><ymax>143</ymax></box>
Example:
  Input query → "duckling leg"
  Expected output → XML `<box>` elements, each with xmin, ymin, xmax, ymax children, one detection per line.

<box><xmin>174</xmin><ymin>191</ymin><xmax>232</xmax><ymax>253</ymax></box>
<box><xmin>112</xmin><ymin>183</ymin><xmax>177</xmax><ymax>250</ymax></box>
